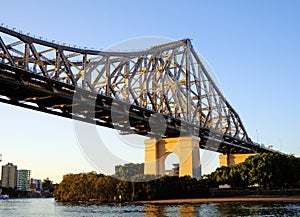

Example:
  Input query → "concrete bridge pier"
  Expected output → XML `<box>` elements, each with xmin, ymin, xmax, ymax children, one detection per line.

<box><xmin>219</xmin><ymin>153</ymin><xmax>257</xmax><ymax>167</ymax></box>
<box><xmin>144</xmin><ymin>136</ymin><xmax>201</xmax><ymax>179</ymax></box>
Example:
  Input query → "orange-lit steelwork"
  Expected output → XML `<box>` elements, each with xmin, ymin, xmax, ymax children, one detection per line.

<box><xmin>0</xmin><ymin>25</ymin><xmax>274</xmax><ymax>154</ymax></box>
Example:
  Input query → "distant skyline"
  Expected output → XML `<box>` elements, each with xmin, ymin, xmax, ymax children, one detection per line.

<box><xmin>1</xmin><ymin>161</ymin><xmax>44</xmax><ymax>182</ymax></box>
<box><xmin>1</xmin><ymin>0</ymin><xmax>300</xmax><ymax>183</ymax></box>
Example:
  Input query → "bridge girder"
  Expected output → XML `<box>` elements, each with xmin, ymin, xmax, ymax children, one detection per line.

<box><xmin>0</xmin><ymin>25</ymin><xmax>273</xmax><ymax>154</ymax></box>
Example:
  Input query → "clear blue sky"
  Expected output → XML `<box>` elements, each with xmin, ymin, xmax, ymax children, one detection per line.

<box><xmin>1</xmin><ymin>0</ymin><xmax>300</xmax><ymax>183</ymax></box>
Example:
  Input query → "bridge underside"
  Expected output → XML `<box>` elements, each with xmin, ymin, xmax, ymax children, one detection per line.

<box><xmin>0</xmin><ymin>63</ymin><xmax>271</xmax><ymax>154</ymax></box>
<box><xmin>0</xmin><ymin>26</ymin><xmax>275</xmax><ymax>155</ymax></box>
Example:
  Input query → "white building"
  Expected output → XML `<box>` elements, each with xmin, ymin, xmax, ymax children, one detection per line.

<box><xmin>17</xmin><ymin>170</ymin><xmax>31</xmax><ymax>191</ymax></box>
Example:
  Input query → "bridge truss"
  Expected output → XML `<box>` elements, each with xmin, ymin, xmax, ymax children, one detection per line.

<box><xmin>0</xmin><ymin>25</ymin><xmax>272</xmax><ymax>154</ymax></box>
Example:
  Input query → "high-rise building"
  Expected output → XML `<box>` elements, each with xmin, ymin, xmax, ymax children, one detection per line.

<box><xmin>1</xmin><ymin>163</ymin><xmax>18</xmax><ymax>188</ymax></box>
<box><xmin>17</xmin><ymin>169</ymin><xmax>31</xmax><ymax>191</ymax></box>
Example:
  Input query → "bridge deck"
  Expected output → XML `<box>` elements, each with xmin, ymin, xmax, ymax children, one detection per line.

<box><xmin>0</xmin><ymin>62</ymin><xmax>273</xmax><ymax>154</ymax></box>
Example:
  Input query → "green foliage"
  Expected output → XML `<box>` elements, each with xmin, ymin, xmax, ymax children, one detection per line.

<box><xmin>54</xmin><ymin>173</ymin><xmax>208</xmax><ymax>203</ymax></box>
<box><xmin>42</xmin><ymin>177</ymin><xmax>55</xmax><ymax>193</ymax></box>
<box><xmin>206</xmin><ymin>153</ymin><xmax>300</xmax><ymax>189</ymax></box>
<box><xmin>54</xmin><ymin>172</ymin><xmax>116</xmax><ymax>202</ymax></box>
<box><xmin>53</xmin><ymin>153</ymin><xmax>300</xmax><ymax>203</ymax></box>
<box><xmin>114</xmin><ymin>163</ymin><xmax>144</xmax><ymax>180</ymax></box>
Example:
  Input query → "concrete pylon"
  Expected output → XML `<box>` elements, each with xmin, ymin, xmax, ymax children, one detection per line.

<box><xmin>219</xmin><ymin>153</ymin><xmax>257</xmax><ymax>167</ymax></box>
<box><xmin>144</xmin><ymin>136</ymin><xmax>201</xmax><ymax>179</ymax></box>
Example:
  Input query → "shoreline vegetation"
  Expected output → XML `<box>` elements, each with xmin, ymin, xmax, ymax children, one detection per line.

<box><xmin>54</xmin><ymin>153</ymin><xmax>300</xmax><ymax>204</ymax></box>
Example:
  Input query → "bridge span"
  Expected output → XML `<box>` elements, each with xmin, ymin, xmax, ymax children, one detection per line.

<box><xmin>0</xmin><ymin>26</ymin><xmax>274</xmax><ymax>178</ymax></box>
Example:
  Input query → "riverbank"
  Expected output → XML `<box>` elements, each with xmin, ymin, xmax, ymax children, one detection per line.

<box><xmin>137</xmin><ymin>196</ymin><xmax>300</xmax><ymax>204</ymax></box>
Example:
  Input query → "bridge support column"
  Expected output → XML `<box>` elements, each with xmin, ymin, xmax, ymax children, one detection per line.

<box><xmin>144</xmin><ymin>136</ymin><xmax>201</xmax><ymax>179</ymax></box>
<box><xmin>219</xmin><ymin>153</ymin><xmax>257</xmax><ymax>167</ymax></box>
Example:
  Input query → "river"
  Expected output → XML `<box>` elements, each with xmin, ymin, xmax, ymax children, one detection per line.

<box><xmin>0</xmin><ymin>198</ymin><xmax>299</xmax><ymax>216</ymax></box>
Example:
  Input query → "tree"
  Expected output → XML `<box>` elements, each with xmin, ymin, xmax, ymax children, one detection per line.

<box><xmin>206</xmin><ymin>152</ymin><xmax>300</xmax><ymax>189</ymax></box>
<box><xmin>42</xmin><ymin>177</ymin><xmax>54</xmax><ymax>194</ymax></box>
<box><xmin>114</xmin><ymin>163</ymin><xmax>144</xmax><ymax>180</ymax></box>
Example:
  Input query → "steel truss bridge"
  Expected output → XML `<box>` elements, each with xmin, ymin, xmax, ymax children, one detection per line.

<box><xmin>0</xmin><ymin>26</ymin><xmax>273</xmax><ymax>154</ymax></box>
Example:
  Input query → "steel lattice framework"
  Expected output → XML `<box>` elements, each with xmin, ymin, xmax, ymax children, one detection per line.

<box><xmin>0</xmin><ymin>25</ymin><xmax>273</xmax><ymax>154</ymax></box>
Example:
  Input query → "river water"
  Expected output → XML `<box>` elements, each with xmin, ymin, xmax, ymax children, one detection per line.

<box><xmin>0</xmin><ymin>198</ymin><xmax>299</xmax><ymax>216</ymax></box>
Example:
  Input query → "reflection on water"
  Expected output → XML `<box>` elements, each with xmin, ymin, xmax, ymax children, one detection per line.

<box><xmin>178</xmin><ymin>204</ymin><xmax>198</xmax><ymax>217</ymax></box>
<box><xmin>144</xmin><ymin>204</ymin><xmax>198</xmax><ymax>217</ymax></box>
<box><xmin>144</xmin><ymin>205</ymin><xmax>166</xmax><ymax>217</ymax></box>
<box><xmin>0</xmin><ymin>198</ymin><xmax>299</xmax><ymax>217</ymax></box>
<box><xmin>213</xmin><ymin>202</ymin><xmax>300</xmax><ymax>217</ymax></box>
<box><xmin>145</xmin><ymin>204</ymin><xmax>203</xmax><ymax>217</ymax></box>
<box><xmin>143</xmin><ymin>202</ymin><xmax>300</xmax><ymax>217</ymax></box>
<box><xmin>133</xmin><ymin>202</ymin><xmax>300</xmax><ymax>217</ymax></box>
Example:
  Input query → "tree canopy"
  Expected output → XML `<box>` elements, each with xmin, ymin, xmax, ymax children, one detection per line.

<box><xmin>54</xmin><ymin>153</ymin><xmax>300</xmax><ymax>203</ymax></box>
<box><xmin>204</xmin><ymin>152</ymin><xmax>300</xmax><ymax>189</ymax></box>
